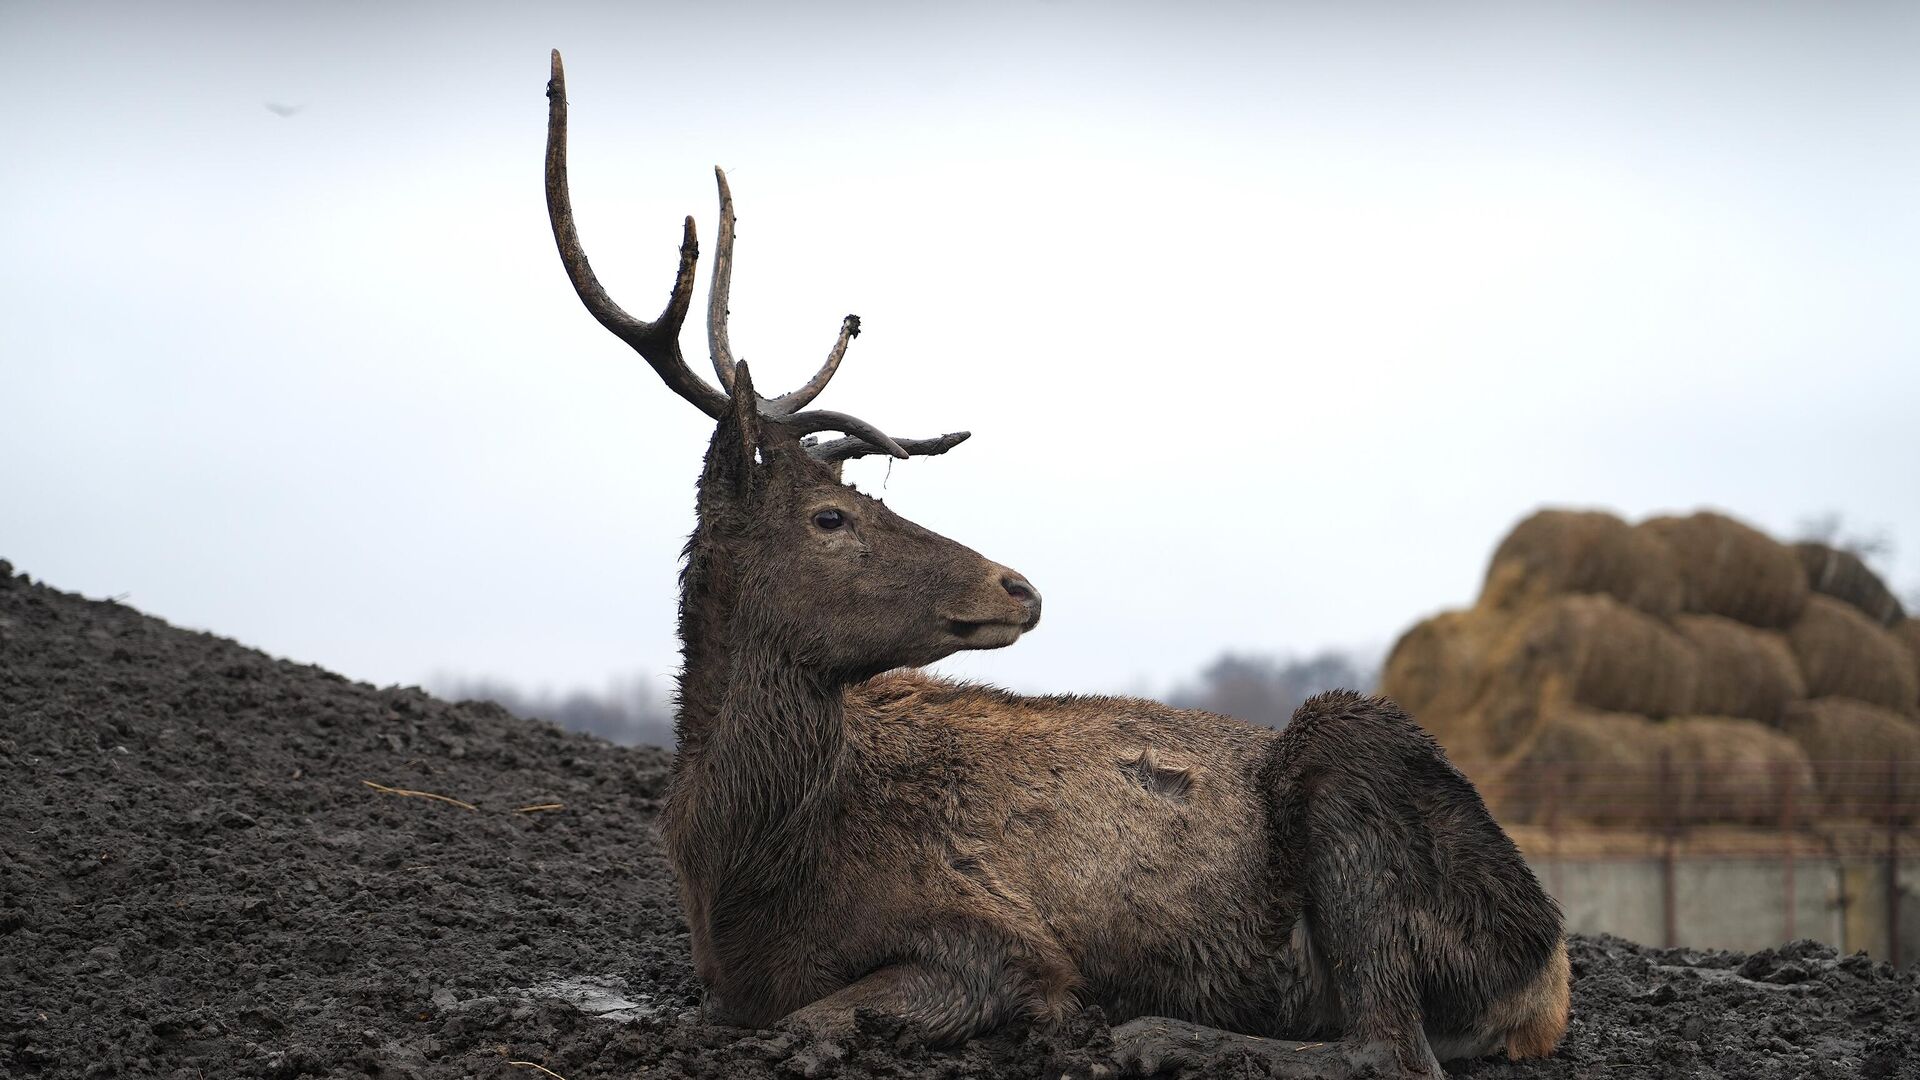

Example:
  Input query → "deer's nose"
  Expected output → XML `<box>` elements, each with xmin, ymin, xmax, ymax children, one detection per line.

<box><xmin>1002</xmin><ymin>574</ymin><xmax>1042</xmax><ymax>627</ymax></box>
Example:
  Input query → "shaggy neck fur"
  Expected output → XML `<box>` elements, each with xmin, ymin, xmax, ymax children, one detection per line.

<box><xmin>672</xmin><ymin>525</ymin><xmax>736</xmax><ymax>758</ymax></box>
<box><xmin>672</xmin><ymin>629</ymin><xmax>849</xmax><ymax>907</ymax></box>
<box><xmin>669</xmin><ymin>463</ymin><xmax>850</xmax><ymax>904</ymax></box>
<box><xmin>672</xmin><ymin>446</ymin><xmax>754</xmax><ymax>754</ymax></box>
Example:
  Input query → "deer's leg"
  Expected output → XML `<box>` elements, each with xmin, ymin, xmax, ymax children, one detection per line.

<box><xmin>779</xmin><ymin>963</ymin><xmax>1011</xmax><ymax>1049</ymax></box>
<box><xmin>1110</xmin><ymin>1016</ymin><xmax>1424</xmax><ymax>1079</ymax></box>
<box><xmin>1302</xmin><ymin>896</ymin><xmax>1446</xmax><ymax>1080</ymax></box>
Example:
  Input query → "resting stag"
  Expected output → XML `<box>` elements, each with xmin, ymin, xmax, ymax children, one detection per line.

<box><xmin>543</xmin><ymin>51</ymin><xmax>1569</xmax><ymax>1080</ymax></box>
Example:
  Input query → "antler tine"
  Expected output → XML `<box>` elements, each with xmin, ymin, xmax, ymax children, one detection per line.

<box><xmin>545</xmin><ymin>50</ymin><xmax>728</xmax><ymax>419</ymax></box>
<box><xmin>775</xmin><ymin>409</ymin><xmax>910</xmax><ymax>459</ymax></box>
<box><xmin>767</xmin><ymin>314</ymin><xmax>860</xmax><ymax>415</ymax></box>
<box><xmin>707</xmin><ymin>167</ymin><xmax>739</xmax><ymax>393</ymax></box>
<box><xmin>805</xmin><ymin>430</ymin><xmax>972</xmax><ymax>464</ymax></box>
<box><xmin>708</xmin><ymin>174</ymin><xmax>855</xmax><ymax>414</ymax></box>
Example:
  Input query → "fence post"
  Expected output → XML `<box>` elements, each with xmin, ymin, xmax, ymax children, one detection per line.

<box><xmin>1544</xmin><ymin>762</ymin><xmax>1562</xmax><ymax>898</ymax></box>
<box><xmin>1660</xmin><ymin>747</ymin><xmax>1677</xmax><ymax>949</ymax></box>
<box><xmin>1888</xmin><ymin>759</ymin><xmax>1901</xmax><ymax>967</ymax></box>
<box><xmin>1777</xmin><ymin>760</ymin><xmax>1796</xmax><ymax>942</ymax></box>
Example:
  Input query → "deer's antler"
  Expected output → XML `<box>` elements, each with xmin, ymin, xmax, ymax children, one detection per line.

<box><xmin>544</xmin><ymin>49</ymin><xmax>969</xmax><ymax>465</ymax></box>
<box><xmin>803</xmin><ymin>431</ymin><xmax>973</xmax><ymax>464</ymax></box>
<box><xmin>544</xmin><ymin>52</ymin><xmax>725</xmax><ymax>419</ymax></box>
<box><xmin>706</xmin><ymin>167</ymin><xmax>741</xmax><ymax>395</ymax></box>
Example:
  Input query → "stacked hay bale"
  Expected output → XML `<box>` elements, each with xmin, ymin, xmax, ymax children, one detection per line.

<box><xmin>1781</xmin><ymin>699</ymin><xmax>1920</xmax><ymax>818</ymax></box>
<box><xmin>1673</xmin><ymin>614</ymin><xmax>1804</xmax><ymax>727</ymax></box>
<box><xmin>1788</xmin><ymin>596</ymin><xmax>1919</xmax><ymax>713</ymax></box>
<box><xmin>1640</xmin><ymin>512</ymin><xmax>1808</xmax><ymax>628</ymax></box>
<box><xmin>1384</xmin><ymin>508</ymin><xmax>1920</xmax><ymax>826</ymax></box>
<box><xmin>1895</xmin><ymin>619</ymin><xmax>1920</xmax><ymax>684</ymax></box>
<box><xmin>1797</xmin><ymin>543</ymin><xmax>1907</xmax><ymax>627</ymax></box>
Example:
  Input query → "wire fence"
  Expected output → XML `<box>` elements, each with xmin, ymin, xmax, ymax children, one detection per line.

<box><xmin>1457</xmin><ymin>756</ymin><xmax>1916</xmax><ymax>963</ymax></box>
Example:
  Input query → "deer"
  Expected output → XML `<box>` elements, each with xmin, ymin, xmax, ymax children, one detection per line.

<box><xmin>542</xmin><ymin>51</ymin><xmax>1570</xmax><ymax>1080</ymax></box>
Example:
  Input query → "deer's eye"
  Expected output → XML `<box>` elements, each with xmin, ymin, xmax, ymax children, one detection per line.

<box><xmin>812</xmin><ymin>509</ymin><xmax>847</xmax><ymax>531</ymax></box>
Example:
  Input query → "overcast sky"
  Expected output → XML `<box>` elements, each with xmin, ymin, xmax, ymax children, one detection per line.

<box><xmin>4</xmin><ymin>1</ymin><xmax>1917</xmax><ymax>704</ymax></box>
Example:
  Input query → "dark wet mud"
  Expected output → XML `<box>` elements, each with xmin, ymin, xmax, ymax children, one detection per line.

<box><xmin>3</xmin><ymin>561</ymin><xmax>1915</xmax><ymax>1078</ymax></box>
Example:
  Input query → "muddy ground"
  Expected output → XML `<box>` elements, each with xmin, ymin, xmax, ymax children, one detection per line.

<box><xmin>2</xmin><ymin>560</ymin><xmax>1916</xmax><ymax>1079</ymax></box>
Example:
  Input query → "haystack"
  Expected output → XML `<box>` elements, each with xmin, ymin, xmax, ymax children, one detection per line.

<box><xmin>1638</xmin><ymin>511</ymin><xmax>1808</xmax><ymax>627</ymax></box>
<box><xmin>1495</xmin><ymin>706</ymin><xmax>1664</xmax><ymax>826</ymax></box>
<box><xmin>1794</xmin><ymin>542</ymin><xmax>1906</xmax><ymax>627</ymax></box>
<box><xmin>1661</xmin><ymin>716</ymin><xmax>1817</xmax><ymax>825</ymax></box>
<box><xmin>1779</xmin><ymin>698</ymin><xmax>1920</xmax><ymax>818</ymax></box>
<box><xmin>1786</xmin><ymin>595</ymin><xmax>1920</xmax><ymax>716</ymax></box>
<box><xmin>1380</xmin><ymin>608</ymin><xmax>1509</xmax><ymax>721</ymax></box>
<box><xmin>1894</xmin><ymin>620</ymin><xmax>1920</xmax><ymax>703</ymax></box>
<box><xmin>1672</xmin><ymin>614</ymin><xmax>1806</xmax><ymax>727</ymax></box>
<box><xmin>1423</xmin><ymin>594</ymin><xmax>1699</xmax><ymax>773</ymax></box>
<box><xmin>1443</xmin><ymin>678</ymin><xmax>1553</xmax><ymax>771</ymax></box>
<box><xmin>1480</xmin><ymin>509</ymin><xmax>1682</xmax><ymax>617</ymax></box>
<box><xmin>1386</xmin><ymin>506</ymin><xmax>1914</xmax><ymax>827</ymax></box>
<box><xmin>1496</xmin><ymin>709</ymin><xmax>1817</xmax><ymax>826</ymax></box>
<box><xmin>1479</xmin><ymin>593</ymin><xmax>1699</xmax><ymax>720</ymax></box>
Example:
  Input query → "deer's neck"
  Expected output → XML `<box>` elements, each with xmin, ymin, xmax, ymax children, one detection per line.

<box><xmin>669</xmin><ymin>631</ymin><xmax>848</xmax><ymax>890</ymax></box>
<box><xmin>670</xmin><ymin>474</ymin><xmax>849</xmax><ymax>895</ymax></box>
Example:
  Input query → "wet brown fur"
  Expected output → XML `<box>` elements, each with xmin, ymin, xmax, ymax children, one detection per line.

<box><xmin>655</xmin><ymin>369</ymin><xmax>1569</xmax><ymax>1076</ymax></box>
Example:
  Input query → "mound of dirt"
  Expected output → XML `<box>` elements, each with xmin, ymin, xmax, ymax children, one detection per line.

<box><xmin>3</xmin><ymin>560</ymin><xmax>1917</xmax><ymax>1079</ymax></box>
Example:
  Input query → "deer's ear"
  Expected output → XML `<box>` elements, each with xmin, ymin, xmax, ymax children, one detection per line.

<box><xmin>713</xmin><ymin>360</ymin><xmax>764</xmax><ymax>498</ymax></box>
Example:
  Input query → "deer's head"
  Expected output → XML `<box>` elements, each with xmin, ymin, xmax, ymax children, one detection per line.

<box><xmin>543</xmin><ymin>51</ymin><xmax>1040</xmax><ymax>682</ymax></box>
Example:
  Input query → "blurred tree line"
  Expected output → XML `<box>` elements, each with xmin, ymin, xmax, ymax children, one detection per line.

<box><xmin>434</xmin><ymin>649</ymin><xmax>1377</xmax><ymax>747</ymax></box>
<box><xmin>1168</xmin><ymin>651</ymin><xmax>1378</xmax><ymax>730</ymax></box>
<box><xmin>430</xmin><ymin>674</ymin><xmax>676</xmax><ymax>748</ymax></box>
<box><xmin>1795</xmin><ymin>511</ymin><xmax>1920</xmax><ymax>612</ymax></box>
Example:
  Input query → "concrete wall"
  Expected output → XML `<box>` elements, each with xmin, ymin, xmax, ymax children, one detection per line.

<box><xmin>1530</xmin><ymin>855</ymin><xmax>1916</xmax><ymax>966</ymax></box>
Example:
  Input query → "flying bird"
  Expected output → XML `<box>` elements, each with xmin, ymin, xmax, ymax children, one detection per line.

<box><xmin>264</xmin><ymin>102</ymin><xmax>306</xmax><ymax>118</ymax></box>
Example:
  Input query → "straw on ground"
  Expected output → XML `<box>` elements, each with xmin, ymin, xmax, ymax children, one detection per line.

<box><xmin>360</xmin><ymin>779</ymin><xmax>479</xmax><ymax>812</ymax></box>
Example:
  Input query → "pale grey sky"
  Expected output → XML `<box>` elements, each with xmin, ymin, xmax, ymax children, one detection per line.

<box><xmin>4</xmin><ymin>1</ymin><xmax>1917</xmax><ymax>703</ymax></box>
